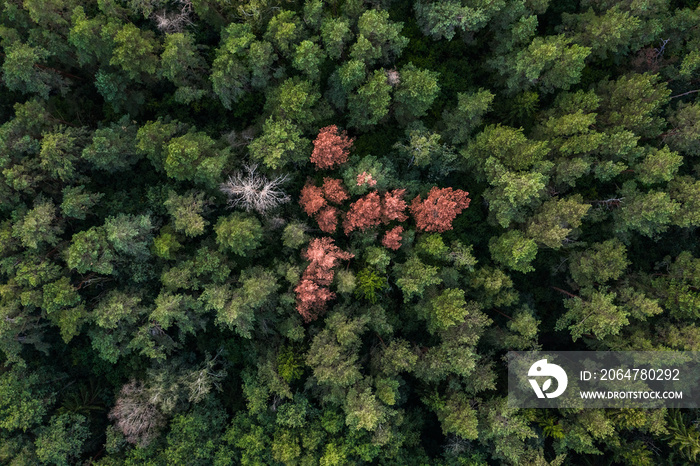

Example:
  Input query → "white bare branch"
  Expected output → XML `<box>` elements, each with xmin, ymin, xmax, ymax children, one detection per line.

<box><xmin>152</xmin><ymin>0</ymin><xmax>194</xmax><ymax>33</ymax></box>
<box><xmin>220</xmin><ymin>164</ymin><xmax>290</xmax><ymax>215</ymax></box>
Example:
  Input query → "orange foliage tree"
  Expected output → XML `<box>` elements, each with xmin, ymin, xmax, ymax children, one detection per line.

<box><xmin>381</xmin><ymin>189</ymin><xmax>408</xmax><ymax>223</ymax></box>
<box><xmin>299</xmin><ymin>183</ymin><xmax>326</xmax><ymax>216</ymax></box>
<box><xmin>382</xmin><ymin>226</ymin><xmax>404</xmax><ymax>250</ymax></box>
<box><xmin>310</xmin><ymin>125</ymin><xmax>354</xmax><ymax>169</ymax></box>
<box><xmin>300</xmin><ymin>178</ymin><xmax>350</xmax><ymax>233</ymax></box>
<box><xmin>343</xmin><ymin>191</ymin><xmax>383</xmax><ymax>234</ymax></box>
<box><xmin>321</xmin><ymin>177</ymin><xmax>349</xmax><ymax>204</ymax></box>
<box><xmin>315</xmin><ymin>206</ymin><xmax>339</xmax><ymax>233</ymax></box>
<box><xmin>410</xmin><ymin>187</ymin><xmax>470</xmax><ymax>232</ymax></box>
<box><xmin>343</xmin><ymin>190</ymin><xmax>409</xmax><ymax>234</ymax></box>
<box><xmin>295</xmin><ymin>237</ymin><xmax>354</xmax><ymax>321</ymax></box>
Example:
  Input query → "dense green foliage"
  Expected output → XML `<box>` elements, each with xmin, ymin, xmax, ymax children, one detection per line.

<box><xmin>1</xmin><ymin>0</ymin><xmax>700</xmax><ymax>464</ymax></box>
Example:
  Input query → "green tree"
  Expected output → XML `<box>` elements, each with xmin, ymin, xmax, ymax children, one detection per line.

<box><xmin>425</xmin><ymin>288</ymin><xmax>480</xmax><ymax>333</ymax></box>
<box><xmin>104</xmin><ymin>214</ymin><xmax>153</xmax><ymax>260</ymax></box>
<box><xmin>214</xmin><ymin>213</ymin><xmax>263</xmax><ymax>256</ymax></box>
<box><xmin>82</xmin><ymin>116</ymin><xmax>141</xmax><ymax>172</ymax></box>
<box><xmin>282</xmin><ymin>221</ymin><xmax>309</xmax><ymax>249</ymax></box>
<box><xmin>0</xmin><ymin>366</ymin><xmax>54</xmax><ymax>432</ymax></box>
<box><xmin>161</xmin><ymin>32</ymin><xmax>208</xmax><ymax>104</ymax></box>
<box><xmin>525</xmin><ymin>195</ymin><xmax>591</xmax><ymax>248</ymax></box>
<box><xmin>562</xmin><ymin>7</ymin><xmax>643</xmax><ymax>59</ymax></box>
<box><xmin>414</xmin><ymin>0</ymin><xmax>505</xmax><ymax>40</ymax></box>
<box><xmin>68</xmin><ymin>7</ymin><xmax>114</xmax><ymax>66</ymax></box>
<box><xmin>482</xmin><ymin>167</ymin><xmax>549</xmax><ymax>228</ymax></box>
<box><xmin>65</xmin><ymin>227</ymin><xmax>114</xmax><ymax>275</ymax></box>
<box><xmin>347</xmin><ymin>70</ymin><xmax>392</xmax><ymax>129</ymax></box>
<box><xmin>35</xmin><ymin>413</ymin><xmax>89</xmax><ymax>466</ymax></box>
<box><xmin>211</xmin><ymin>23</ymin><xmax>277</xmax><ymax>109</ymax></box>
<box><xmin>265</xmin><ymin>10</ymin><xmax>303</xmax><ymax>56</ymax></box>
<box><xmin>442</xmin><ymin>89</ymin><xmax>494</xmax><ymax>144</ymax></box>
<box><xmin>393</xmin><ymin>63</ymin><xmax>440</xmax><ymax>123</ymax></box>
<box><xmin>136</xmin><ymin>118</ymin><xmax>185</xmax><ymax>171</ymax></box>
<box><xmin>248</xmin><ymin>118</ymin><xmax>309</xmax><ymax>169</ymax></box>
<box><xmin>292</xmin><ymin>40</ymin><xmax>326</xmax><ymax>81</ymax></box>
<box><xmin>164</xmin><ymin>190</ymin><xmax>210</xmax><ymax>237</ymax></box>
<box><xmin>569</xmin><ymin>239</ymin><xmax>629</xmax><ymax>288</ymax></box>
<box><xmin>429</xmin><ymin>391</ymin><xmax>478</xmax><ymax>439</ymax></box>
<box><xmin>210</xmin><ymin>267</ymin><xmax>279</xmax><ymax>338</ymax></box>
<box><xmin>596</xmin><ymin>73</ymin><xmax>670</xmax><ymax>138</ymax></box>
<box><xmin>38</xmin><ymin>127</ymin><xmax>85</xmax><ymax>182</ymax></box>
<box><xmin>1</xmin><ymin>41</ymin><xmax>69</xmax><ymax>99</ymax></box>
<box><xmin>306</xmin><ymin>310</ymin><xmax>368</xmax><ymax>388</ymax></box>
<box><xmin>350</xmin><ymin>10</ymin><xmax>408</xmax><ymax>66</ymax></box>
<box><xmin>321</xmin><ymin>17</ymin><xmax>353</xmax><ymax>60</ymax></box>
<box><xmin>614</xmin><ymin>181</ymin><xmax>680</xmax><ymax>237</ymax></box>
<box><xmin>164</xmin><ymin>131</ymin><xmax>228</xmax><ymax>187</ymax></box>
<box><xmin>61</xmin><ymin>186</ymin><xmax>104</xmax><ymax>220</ymax></box>
<box><xmin>394</xmin><ymin>255</ymin><xmax>442</xmax><ymax>302</ymax></box>
<box><xmin>492</xmin><ymin>35</ymin><xmax>591</xmax><ymax>94</ymax></box>
<box><xmin>669</xmin><ymin>176</ymin><xmax>700</xmax><ymax>228</ymax></box>
<box><xmin>477</xmin><ymin>398</ymin><xmax>537</xmax><ymax>464</ymax></box>
<box><xmin>344</xmin><ymin>385</ymin><xmax>389</xmax><ymax>432</ymax></box>
<box><xmin>465</xmin><ymin>124</ymin><xmax>550</xmax><ymax>173</ymax></box>
<box><xmin>354</xmin><ymin>268</ymin><xmax>386</xmax><ymax>304</ymax></box>
<box><xmin>12</xmin><ymin>198</ymin><xmax>63</xmax><ymax>249</ymax></box>
<box><xmin>160</xmin><ymin>402</ymin><xmax>227</xmax><ymax>465</ymax></box>
<box><xmin>264</xmin><ymin>77</ymin><xmax>321</xmax><ymax>127</ymax></box>
<box><xmin>110</xmin><ymin>23</ymin><xmax>160</xmax><ymax>81</ymax></box>
<box><xmin>394</xmin><ymin>126</ymin><xmax>457</xmax><ymax>176</ymax></box>
<box><xmin>555</xmin><ymin>288</ymin><xmax>629</xmax><ymax>341</ymax></box>
<box><xmin>665</xmin><ymin>411</ymin><xmax>700</xmax><ymax>463</ymax></box>
<box><xmin>634</xmin><ymin>146</ymin><xmax>683</xmax><ymax>186</ymax></box>
<box><xmin>667</xmin><ymin>102</ymin><xmax>700</xmax><ymax>156</ymax></box>
<box><xmin>489</xmin><ymin>230</ymin><xmax>538</xmax><ymax>273</ymax></box>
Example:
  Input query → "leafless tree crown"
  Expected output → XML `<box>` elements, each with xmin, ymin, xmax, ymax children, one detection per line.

<box><xmin>220</xmin><ymin>164</ymin><xmax>290</xmax><ymax>215</ymax></box>
<box><xmin>152</xmin><ymin>0</ymin><xmax>194</xmax><ymax>33</ymax></box>
<box><xmin>108</xmin><ymin>381</ymin><xmax>165</xmax><ymax>447</ymax></box>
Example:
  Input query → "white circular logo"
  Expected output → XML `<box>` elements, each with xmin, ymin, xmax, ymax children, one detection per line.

<box><xmin>528</xmin><ymin>359</ymin><xmax>568</xmax><ymax>399</ymax></box>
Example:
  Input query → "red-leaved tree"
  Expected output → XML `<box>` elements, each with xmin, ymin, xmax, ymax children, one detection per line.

<box><xmin>410</xmin><ymin>187</ymin><xmax>470</xmax><ymax>232</ymax></box>
<box><xmin>343</xmin><ymin>191</ymin><xmax>383</xmax><ymax>234</ymax></box>
<box><xmin>294</xmin><ymin>280</ymin><xmax>336</xmax><ymax>323</ymax></box>
<box><xmin>295</xmin><ymin>237</ymin><xmax>353</xmax><ymax>322</ymax></box>
<box><xmin>382</xmin><ymin>226</ymin><xmax>404</xmax><ymax>250</ymax></box>
<box><xmin>310</xmin><ymin>125</ymin><xmax>354</xmax><ymax>169</ymax></box>
<box><xmin>299</xmin><ymin>183</ymin><xmax>327</xmax><ymax>216</ymax></box>
<box><xmin>322</xmin><ymin>177</ymin><xmax>349</xmax><ymax>204</ymax></box>
<box><xmin>316</xmin><ymin>206</ymin><xmax>339</xmax><ymax>233</ymax></box>
<box><xmin>356</xmin><ymin>171</ymin><xmax>377</xmax><ymax>187</ymax></box>
<box><xmin>381</xmin><ymin>189</ymin><xmax>408</xmax><ymax>223</ymax></box>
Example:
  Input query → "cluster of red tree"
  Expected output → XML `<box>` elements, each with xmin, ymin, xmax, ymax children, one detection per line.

<box><xmin>295</xmin><ymin>126</ymin><xmax>471</xmax><ymax>320</ymax></box>
<box><xmin>294</xmin><ymin>238</ymin><xmax>354</xmax><ymax>322</ymax></box>
<box><xmin>299</xmin><ymin>178</ymin><xmax>349</xmax><ymax>233</ymax></box>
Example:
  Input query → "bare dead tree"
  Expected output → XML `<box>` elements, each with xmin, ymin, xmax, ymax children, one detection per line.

<box><xmin>152</xmin><ymin>0</ymin><xmax>194</xmax><ymax>33</ymax></box>
<box><xmin>108</xmin><ymin>381</ymin><xmax>166</xmax><ymax>447</ymax></box>
<box><xmin>220</xmin><ymin>164</ymin><xmax>290</xmax><ymax>215</ymax></box>
<box><xmin>444</xmin><ymin>435</ymin><xmax>470</xmax><ymax>455</ymax></box>
<box><xmin>183</xmin><ymin>350</ymin><xmax>227</xmax><ymax>404</ymax></box>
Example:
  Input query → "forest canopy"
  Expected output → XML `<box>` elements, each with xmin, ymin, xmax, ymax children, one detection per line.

<box><xmin>1</xmin><ymin>0</ymin><xmax>700</xmax><ymax>464</ymax></box>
